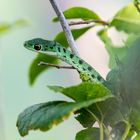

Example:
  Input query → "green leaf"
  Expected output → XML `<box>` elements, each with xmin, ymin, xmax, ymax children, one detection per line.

<box><xmin>98</xmin><ymin>29</ymin><xmax>128</xmax><ymax>69</ymax></box>
<box><xmin>29</xmin><ymin>27</ymin><xmax>91</xmax><ymax>85</ymax></box>
<box><xmin>75</xmin><ymin>109</ymin><xmax>95</xmax><ymax>128</ymax></box>
<box><xmin>29</xmin><ymin>54</ymin><xmax>59</xmax><ymax>85</ymax></box>
<box><xmin>17</xmin><ymin>95</ymin><xmax>112</xmax><ymax>137</ymax></box>
<box><xmin>48</xmin><ymin>82</ymin><xmax>112</xmax><ymax>102</ymax></box>
<box><xmin>136</xmin><ymin>135</ymin><xmax>140</xmax><ymax>140</ymax></box>
<box><xmin>125</xmin><ymin>33</ymin><xmax>139</xmax><ymax>47</ymax></box>
<box><xmin>53</xmin><ymin>7</ymin><xmax>100</xmax><ymax>22</ymax></box>
<box><xmin>121</xmin><ymin>37</ymin><xmax>140</xmax><ymax>106</ymax></box>
<box><xmin>74</xmin><ymin>93</ymin><xmax>121</xmax><ymax>128</ymax></box>
<box><xmin>104</xmin><ymin>37</ymin><xmax>140</xmax><ymax>131</ymax></box>
<box><xmin>76</xmin><ymin>128</ymin><xmax>100</xmax><ymax>140</ymax></box>
<box><xmin>110</xmin><ymin>3</ymin><xmax>140</xmax><ymax>34</ymax></box>
<box><xmin>106</xmin><ymin>37</ymin><xmax>140</xmax><ymax>132</ymax></box>
<box><xmin>90</xmin><ymin>97</ymin><xmax>124</xmax><ymax>126</ymax></box>
<box><xmin>47</xmin><ymin>85</ymin><xmax>63</xmax><ymax>93</ymax></box>
<box><xmin>54</xmin><ymin>27</ymin><xmax>91</xmax><ymax>47</ymax></box>
<box><xmin>48</xmin><ymin>83</ymin><xmax>118</xmax><ymax>127</ymax></box>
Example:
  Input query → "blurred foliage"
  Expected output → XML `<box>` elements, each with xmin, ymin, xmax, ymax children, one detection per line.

<box><xmin>98</xmin><ymin>29</ymin><xmax>128</xmax><ymax>69</ymax></box>
<box><xmin>134</xmin><ymin>0</ymin><xmax>140</xmax><ymax>13</ymax></box>
<box><xmin>18</xmin><ymin>1</ymin><xmax>140</xmax><ymax>140</ymax></box>
<box><xmin>110</xmin><ymin>3</ymin><xmax>140</xmax><ymax>34</ymax></box>
<box><xmin>0</xmin><ymin>19</ymin><xmax>28</xmax><ymax>36</ymax></box>
<box><xmin>98</xmin><ymin>30</ymin><xmax>139</xmax><ymax>69</ymax></box>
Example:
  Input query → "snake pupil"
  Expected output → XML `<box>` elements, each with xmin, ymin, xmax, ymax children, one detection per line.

<box><xmin>34</xmin><ymin>44</ymin><xmax>41</xmax><ymax>51</ymax></box>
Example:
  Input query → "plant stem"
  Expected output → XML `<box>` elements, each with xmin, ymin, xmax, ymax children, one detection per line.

<box><xmin>38</xmin><ymin>61</ymin><xmax>75</xmax><ymax>69</ymax></box>
<box><xmin>99</xmin><ymin>122</ymin><xmax>104</xmax><ymax>140</ymax></box>
<box><xmin>49</xmin><ymin>0</ymin><xmax>79</xmax><ymax>56</ymax></box>
<box><xmin>121</xmin><ymin>122</ymin><xmax>131</xmax><ymax>140</ymax></box>
<box><xmin>86</xmin><ymin>109</ymin><xmax>104</xmax><ymax>140</ymax></box>
<box><xmin>69</xmin><ymin>20</ymin><xmax>109</xmax><ymax>26</ymax></box>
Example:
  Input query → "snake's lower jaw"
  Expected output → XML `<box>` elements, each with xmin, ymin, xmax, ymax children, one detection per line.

<box><xmin>45</xmin><ymin>51</ymin><xmax>57</xmax><ymax>56</ymax></box>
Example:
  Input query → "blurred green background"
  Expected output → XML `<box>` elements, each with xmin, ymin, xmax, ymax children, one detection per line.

<box><xmin>0</xmin><ymin>0</ymin><xmax>131</xmax><ymax>140</ymax></box>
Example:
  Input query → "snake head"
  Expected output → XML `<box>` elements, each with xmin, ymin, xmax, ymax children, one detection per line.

<box><xmin>24</xmin><ymin>38</ymin><xmax>57</xmax><ymax>53</ymax></box>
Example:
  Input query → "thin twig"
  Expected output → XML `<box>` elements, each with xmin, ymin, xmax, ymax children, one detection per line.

<box><xmin>38</xmin><ymin>61</ymin><xmax>75</xmax><ymax>69</ymax></box>
<box><xmin>69</xmin><ymin>20</ymin><xmax>109</xmax><ymax>26</ymax></box>
<box><xmin>49</xmin><ymin>0</ymin><xmax>79</xmax><ymax>56</ymax></box>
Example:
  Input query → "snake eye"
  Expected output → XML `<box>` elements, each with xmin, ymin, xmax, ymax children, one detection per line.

<box><xmin>34</xmin><ymin>44</ymin><xmax>41</xmax><ymax>51</ymax></box>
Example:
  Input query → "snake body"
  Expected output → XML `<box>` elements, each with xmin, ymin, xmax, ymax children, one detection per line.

<box><xmin>24</xmin><ymin>38</ymin><xmax>105</xmax><ymax>83</ymax></box>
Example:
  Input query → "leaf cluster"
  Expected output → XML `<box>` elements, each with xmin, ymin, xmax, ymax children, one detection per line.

<box><xmin>17</xmin><ymin>2</ymin><xmax>140</xmax><ymax>140</ymax></box>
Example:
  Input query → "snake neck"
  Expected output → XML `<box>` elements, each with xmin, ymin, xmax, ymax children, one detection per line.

<box><xmin>54</xmin><ymin>45</ymin><xmax>105</xmax><ymax>83</ymax></box>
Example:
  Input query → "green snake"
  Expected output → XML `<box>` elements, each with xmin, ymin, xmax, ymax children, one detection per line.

<box><xmin>24</xmin><ymin>38</ymin><xmax>105</xmax><ymax>83</ymax></box>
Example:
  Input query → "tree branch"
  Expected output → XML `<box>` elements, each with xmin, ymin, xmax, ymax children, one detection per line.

<box><xmin>49</xmin><ymin>0</ymin><xmax>79</xmax><ymax>56</ymax></box>
<box><xmin>69</xmin><ymin>20</ymin><xmax>109</xmax><ymax>26</ymax></box>
<box><xmin>38</xmin><ymin>61</ymin><xmax>75</xmax><ymax>69</ymax></box>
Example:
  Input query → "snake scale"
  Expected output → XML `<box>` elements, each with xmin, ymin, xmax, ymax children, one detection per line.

<box><xmin>24</xmin><ymin>38</ymin><xmax>105</xmax><ymax>83</ymax></box>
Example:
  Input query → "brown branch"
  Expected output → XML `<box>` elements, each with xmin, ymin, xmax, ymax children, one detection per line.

<box><xmin>38</xmin><ymin>61</ymin><xmax>75</xmax><ymax>69</ymax></box>
<box><xmin>69</xmin><ymin>20</ymin><xmax>109</xmax><ymax>26</ymax></box>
